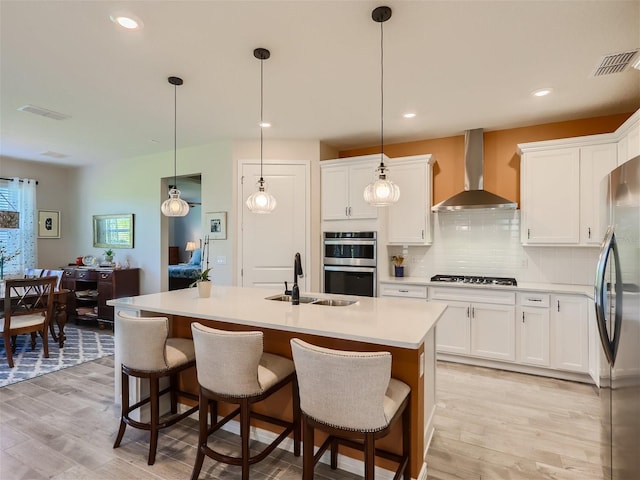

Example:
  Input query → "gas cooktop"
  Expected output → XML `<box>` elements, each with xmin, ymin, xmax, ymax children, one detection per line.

<box><xmin>430</xmin><ymin>274</ymin><xmax>518</xmax><ymax>286</ymax></box>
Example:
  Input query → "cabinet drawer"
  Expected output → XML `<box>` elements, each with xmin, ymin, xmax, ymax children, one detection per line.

<box><xmin>75</xmin><ymin>269</ymin><xmax>97</xmax><ymax>281</ymax></box>
<box><xmin>98</xmin><ymin>271</ymin><xmax>113</xmax><ymax>282</ymax></box>
<box><xmin>517</xmin><ymin>292</ymin><xmax>549</xmax><ymax>308</ymax></box>
<box><xmin>430</xmin><ymin>287</ymin><xmax>515</xmax><ymax>305</ymax></box>
<box><xmin>380</xmin><ymin>283</ymin><xmax>427</xmax><ymax>299</ymax></box>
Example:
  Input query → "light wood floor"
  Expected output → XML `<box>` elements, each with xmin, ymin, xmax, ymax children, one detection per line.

<box><xmin>0</xmin><ymin>356</ymin><xmax>605</xmax><ymax>480</ymax></box>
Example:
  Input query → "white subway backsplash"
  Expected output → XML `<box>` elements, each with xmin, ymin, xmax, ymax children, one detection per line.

<box><xmin>396</xmin><ymin>210</ymin><xmax>599</xmax><ymax>285</ymax></box>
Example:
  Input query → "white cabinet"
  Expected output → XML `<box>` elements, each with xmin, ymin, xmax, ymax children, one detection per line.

<box><xmin>579</xmin><ymin>144</ymin><xmax>617</xmax><ymax>244</ymax></box>
<box><xmin>551</xmin><ymin>294</ymin><xmax>589</xmax><ymax>373</ymax></box>
<box><xmin>617</xmin><ymin>115</ymin><xmax>640</xmax><ymax>166</ymax></box>
<box><xmin>470</xmin><ymin>303</ymin><xmax>516</xmax><ymax>361</ymax></box>
<box><xmin>516</xmin><ymin>293</ymin><xmax>550</xmax><ymax>366</ymax></box>
<box><xmin>430</xmin><ymin>287</ymin><xmax>516</xmax><ymax>360</ymax></box>
<box><xmin>519</xmin><ymin>140</ymin><xmax>617</xmax><ymax>246</ymax></box>
<box><xmin>387</xmin><ymin>155</ymin><xmax>434</xmax><ymax>245</ymax></box>
<box><xmin>520</xmin><ymin>148</ymin><xmax>580</xmax><ymax>244</ymax></box>
<box><xmin>379</xmin><ymin>282</ymin><xmax>427</xmax><ymax>299</ymax></box>
<box><xmin>321</xmin><ymin>155</ymin><xmax>380</xmax><ymax>220</ymax></box>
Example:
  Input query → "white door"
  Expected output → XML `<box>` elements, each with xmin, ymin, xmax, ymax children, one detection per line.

<box><xmin>470</xmin><ymin>304</ymin><xmax>516</xmax><ymax>361</ymax></box>
<box><xmin>240</xmin><ymin>161</ymin><xmax>308</xmax><ymax>291</ymax></box>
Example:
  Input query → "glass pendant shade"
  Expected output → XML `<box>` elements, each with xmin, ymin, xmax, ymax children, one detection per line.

<box><xmin>161</xmin><ymin>188</ymin><xmax>189</xmax><ymax>217</ymax></box>
<box><xmin>246</xmin><ymin>180</ymin><xmax>277</xmax><ymax>214</ymax></box>
<box><xmin>363</xmin><ymin>167</ymin><xmax>400</xmax><ymax>206</ymax></box>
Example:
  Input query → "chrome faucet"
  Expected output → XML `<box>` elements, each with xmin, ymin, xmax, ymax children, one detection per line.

<box><xmin>292</xmin><ymin>252</ymin><xmax>303</xmax><ymax>305</ymax></box>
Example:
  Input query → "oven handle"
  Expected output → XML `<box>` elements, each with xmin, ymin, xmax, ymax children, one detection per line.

<box><xmin>324</xmin><ymin>265</ymin><xmax>377</xmax><ymax>273</ymax></box>
<box><xmin>324</xmin><ymin>239</ymin><xmax>377</xmax><ymax>246</ymax></box>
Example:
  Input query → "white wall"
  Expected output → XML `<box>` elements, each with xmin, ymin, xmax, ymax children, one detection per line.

<box><xmin>1</xmin><ymin>156</ymin><xmax>77</xmax><ymax>269</ymax></box>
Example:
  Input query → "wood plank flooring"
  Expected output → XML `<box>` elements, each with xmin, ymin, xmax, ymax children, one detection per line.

<box><xmin>0</xmin><ymin>354</ymin><xmax>605</xmax><ymax>479</ymax></box>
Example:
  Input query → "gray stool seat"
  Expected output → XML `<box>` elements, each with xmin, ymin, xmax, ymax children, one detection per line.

<box><xmin>113</xmin><ymin>312</ymin><xmax>198</xmax><ymax>465</ymax></box>
<box><xmin>290</xmin><ymin>338</ymin><xmax>411</xmax><ymax>480</ymax></box>
<box><xmin>190</xmin><ymin>322</ymin><xmax>301</xmax><ymax>480</ymax></box>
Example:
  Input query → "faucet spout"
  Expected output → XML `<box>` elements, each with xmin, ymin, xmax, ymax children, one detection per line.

<box><xmin>292</xmin><ymin>253</ymin><xmax>302</xmax><ymax>305</ymax></box>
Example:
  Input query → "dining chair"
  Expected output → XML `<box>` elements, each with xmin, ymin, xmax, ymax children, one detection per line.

<box><xmin>1</xmin><ymin>276</ymin><xmax>56</xmax><ymax>368</ymax></box>
<box><xmin>42</xmin><ymin>269</ymin><xmax>64</xmax><ymax>290</ymax></box>
<box><xmin>24</xmin><ymin>268</ymin><xmax>44</xmax><ymax>278</ymax></box>
<box><xmin>290</xmin><ymin>338</ymin><xmax>411</xmax><ymax>480</ymax></box>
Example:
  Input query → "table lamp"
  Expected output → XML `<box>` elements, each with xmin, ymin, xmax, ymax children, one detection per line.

<box><xmin>185</xmin><ymin>241</ymin><xmax>196</xmax><ymax>260</ymax></box>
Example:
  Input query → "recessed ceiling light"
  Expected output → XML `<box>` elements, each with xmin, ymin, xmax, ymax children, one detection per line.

<box><xmin>259</xmin><ymin>122</ymin><xmax>271</xmax><ymax>128</ymax></box>
<box><xmin>531</xmin><ymin>88</ymin><xmax>553</xmax><ymax>97</ymax></box>
<box><xmin>403</xmin><ymin>112</ymin><xmax>416</xmax><ymax>118</ymax></box>
<box><xmin>110</xmin><ymin>12</ymin><xmax>143</xmax><ymax>30</ymax></box>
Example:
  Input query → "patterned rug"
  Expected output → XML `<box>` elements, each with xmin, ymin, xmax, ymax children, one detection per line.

<box><xmin>0</xmin><ymin>324</ymin><xmax>114</xmax><ymax>387</ymax></box>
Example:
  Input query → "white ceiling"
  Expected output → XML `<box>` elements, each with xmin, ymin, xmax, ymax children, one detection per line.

<box><xmin>1</xmin><ymin>0</ymin><xmax>639</xmax><ymax>168</ymax></box>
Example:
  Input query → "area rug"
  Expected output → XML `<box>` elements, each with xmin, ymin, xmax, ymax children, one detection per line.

<box><xmin>0</xmin><ymin>324</ymin><xmax>114</xmax><ymax>387</ymax></box>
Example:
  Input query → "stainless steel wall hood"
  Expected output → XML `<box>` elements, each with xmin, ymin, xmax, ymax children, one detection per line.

<box><xmin>432</xmin><ymin>128</ymin><xmax>517</xmax><ymax>212</ymax></box>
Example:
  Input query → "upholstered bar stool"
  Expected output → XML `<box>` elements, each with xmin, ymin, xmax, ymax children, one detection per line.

<box><xmin>190</xmin><ymin>322</ymin><xmax>301</xmax><ymax>480</ymax></box>
<box><xmin>113</xmin><ymin>311</ymin><xmax>198</xmax><ymax>465</ymax></box>
<box><xmin>290</xmin><ymin>338</ymin><xmax>411</xmax><ymax>480</ymax></box>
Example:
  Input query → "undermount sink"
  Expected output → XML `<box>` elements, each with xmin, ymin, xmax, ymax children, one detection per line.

<box><xmin>265</xmin><ymin>294</ymin><xmax>318</xmax><ymax>304</ymax></box>
<box><xmin>265</xmin><ymin>294</ymin><xmax>356</xmax><ymax>307</ymax></box>
<box><xmin>310</xmin><ymin>299</ymin><xmax>356</xmax><ymax>307</ymax></box>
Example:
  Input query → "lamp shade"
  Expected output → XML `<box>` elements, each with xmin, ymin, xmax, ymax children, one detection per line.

<box><xmin>246</xmin><ymin>181</ymin><xmax>277</xmax><ymax>214</ymax></box>
<box><xmin>363</xmin><ymin>172</ymin><xmax>400</xmax><ymax>206</ymax></box>
<box><xmin>161</xmin><ymin>188</ymin><xmax>189</xmax><ymax>217</ymax></box>
<box><xmin>185</xmin><ymin>241</ymin><xmax>196</xmax><ymax>252</ymax></box>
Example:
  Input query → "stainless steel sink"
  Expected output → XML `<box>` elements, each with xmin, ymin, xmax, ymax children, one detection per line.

<box><xmin>265</xmin><ymin>294</ymin><xmax>318</xmax><ymax>304</ymax></box>
<box><xmin>311</xmin><ymin>299</ymin><xmax>356</xmax><ymax>307</ymax></box>
<box><xmin>265</xmin><ymin>294</ymin><xmax>356</xmax><ymax>306</ymax></box>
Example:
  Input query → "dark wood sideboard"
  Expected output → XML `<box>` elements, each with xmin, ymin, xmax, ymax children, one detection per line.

<box><xmin>62</xmin><ymin>267</ymin><xmax>140</xmax><ymax>324</ymax></box>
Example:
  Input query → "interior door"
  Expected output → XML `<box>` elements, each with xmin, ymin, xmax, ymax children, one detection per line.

<box><xmin>240</xmin><ymin>162</ymin><xmax>308</xmax><ymax>290</ymax></box>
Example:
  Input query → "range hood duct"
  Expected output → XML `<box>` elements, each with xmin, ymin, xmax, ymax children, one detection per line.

<box><xmin>432</xmin><ymin>128</ymin><xmax>517</xmax><ymax>212</ymax></box>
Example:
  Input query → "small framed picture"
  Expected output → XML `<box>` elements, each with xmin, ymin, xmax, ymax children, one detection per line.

<box><xmin>38</xmin><ymin>210</ymin><xmax>60</xmax><ymax>238</ymax></box>
<box><xmin>205</xmin><ymin>211</ymin><xmax>227</xmax><ymax>240</ymax></box>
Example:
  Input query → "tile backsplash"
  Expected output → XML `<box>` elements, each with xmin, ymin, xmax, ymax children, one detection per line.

<box><xmin>388</xmin><ymin>210</ymin><xmax>600</xmax><ymax>285</ymax></box>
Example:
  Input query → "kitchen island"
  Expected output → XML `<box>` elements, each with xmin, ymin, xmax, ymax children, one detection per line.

<box><xmin>108</xmin><ymin>286</ymin><xmax>447</xmax><ymax>479</ymax></box>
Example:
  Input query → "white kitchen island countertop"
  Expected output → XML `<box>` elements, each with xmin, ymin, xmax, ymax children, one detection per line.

<box><xmin>108</xmin><ymin>285</ymin><xmax>447</xmax><ymax>349</ymax></box>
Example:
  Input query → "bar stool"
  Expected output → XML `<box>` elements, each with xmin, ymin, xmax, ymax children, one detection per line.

<box><xmin>113</xmin><ymin>311</ymin><xmax>198</xmax><ymax>465</ymax></box>
<box><xmin>290</xmin><ymin>338</ymin><xmax>411</xmax><ymax>480</ymax></box>
<box><xmin>190</xmin><ymin>322</ymin><xmax>301</xmax><ymax>480</ymax></box>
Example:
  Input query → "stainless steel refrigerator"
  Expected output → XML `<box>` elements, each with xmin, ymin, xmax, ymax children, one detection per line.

<box><xmin>594</xmin><ymin>155</ymin><xmax>640</xmax><ymax>480</ymax></box>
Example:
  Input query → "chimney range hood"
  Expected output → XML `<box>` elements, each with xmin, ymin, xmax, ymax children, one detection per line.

<box><xmin>431</xmin><ymin>128</ymin><xmax>517</xmax><ymax>212</ymax></box>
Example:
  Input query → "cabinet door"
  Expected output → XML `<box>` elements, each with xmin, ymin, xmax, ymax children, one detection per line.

<box><xmin>552</xmin><ymin>294</ymin><xmax>589</xmax><ymax>373</ymax></box>
<box><xmin>517</xmin><ymin>306</ymin><xmax>550</xmax><ymax>366</ymax></box>
<box><xmin>387</xmin><ymin>157</ymin><xmax>432</xmax><ymax>244</ymax></box>
<box><xmin>579</xmin><ymin>144</ymin><xmax>617</xmax><ymax>244</ymax></box>
<box><xmin>348</xmin><ymin>162</ymin><xmax>379</xmax><ymax>219</ymax></box>
<box><xmin>470</xmin><ymin>304</ymin><xmax>515</xmax><ymax>361</ymax></box>
<box><xmin>321</xmin><ymin>164</ymin><xmax>349</xmax><ymax>220</ymax></box>
<box><xmin>626</xmin><ymin>121</ymin><xmax>640</xmax><ymax>163</ymax></box>
<box><xmin>521</xmin><ymin>148</ymin><xmax>580</xmax><ymax>244</ymax></box>
<box><xmin>435</xmin><ymin>301</ymin><xmax>470</xmax><ymax>355</ymax></box>
<box><xmin>97</xmin><ymin>271</ymin><xmax>113</xmax><ymax>319</ymax></box>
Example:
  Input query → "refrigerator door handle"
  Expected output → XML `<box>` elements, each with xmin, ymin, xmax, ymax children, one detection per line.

<box><xmin>594</xmin><ymin>226</ymin><xmax>623</xmax><ymax>366</ymax></box>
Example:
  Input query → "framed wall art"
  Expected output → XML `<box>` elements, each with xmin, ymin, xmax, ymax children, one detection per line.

<box><xmin>205</xmin><ymin>211</ymin><xmax>227</xmax><ymax>240</ymax></box>
<box><xmin>38</xmin><ymin>210</ymin><xmax>60</xmax><ymax>238</ymax></box>
<box><xmin>93</xmin><ymin>213</ymin><xmax>134</xmax><ymax>248</ymax></box>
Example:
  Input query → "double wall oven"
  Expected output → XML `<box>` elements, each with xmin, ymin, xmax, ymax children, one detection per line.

<box><xmin>323</xmin><ymin>232</ymin><xmax>376</xmax><ymax>297</ymax></box>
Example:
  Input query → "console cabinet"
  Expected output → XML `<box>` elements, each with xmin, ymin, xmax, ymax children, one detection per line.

<box><xmin>62</xmin><ymin>267</ymin><xmax>140</xmax><ymax>323</ymax></box>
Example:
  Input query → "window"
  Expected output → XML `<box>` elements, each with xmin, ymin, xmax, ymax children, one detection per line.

<box><xmin>0</xmin><ymin>178</ymin><xmax>37</xmax><ymax>277</ymax></box>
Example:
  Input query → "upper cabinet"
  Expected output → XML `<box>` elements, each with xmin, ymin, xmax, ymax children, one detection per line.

<box><xmin>387</xmin><ymin>154</ymin><xmax>434</xmax><ymax>245</ymax></box>
<box><xmin>321</xmin><ymin>155</ymin><xmax>380</xmax><ymax>220</ymax></box>
<box><xmin>519</xmin><ymin>137</ymin><xmax>617</xmax><ymax>246</ymax></box>
<box><xmin>616</xmin><ymin>109</ymin><xmax>640</xmax><ymax>166</ymax></box>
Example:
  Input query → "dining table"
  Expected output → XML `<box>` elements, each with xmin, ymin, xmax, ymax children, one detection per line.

<box><xmin>0</xmin><ymin>281</ymin><xmax>70</xmax><ymax>348</ymax></box>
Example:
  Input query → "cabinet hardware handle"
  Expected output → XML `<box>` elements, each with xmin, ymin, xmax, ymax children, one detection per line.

<box><xmin>345</xmin><ymin>206</ymin><xmax>348</xmax><ymax>217</ymax></box>
<box><xmin>421</xmin><ymin>229</ymin><xmax>424</xmax><ymax>239</ymax></box>
<box><xmin>472</xmin><ymin>307</ymin><xmax>475</xmax><ymax>318</ymax></box>
<box><xmin>466</xmin><ymin>307</ymin><xmax>470</xmax><ymax>318</ymax></box>
<box><xmin>588</xmin><ymin>227</ymin><xmax>591</xmax><ymax>239</ymax></box>
<box><xmin>399</xmin><ymin>289</ymin><xmax>409</xmax><ymax>293</ymax></box>
<box><xmin>528</xmin><ymin>228</ymin><xmax>531</xmax><ymax>239</ymax></box>
<box><xmin>528</xmin><ymin>298</ymin><xmax>542</xmax><ymax>302</ymax></box>
<box><xmin>522</xmin><ymin>312</ymin><xmax>525</xmax><ymax>322</ymax></box>
<box><xmin>557</xmin><ymin>300</ymin><xmax>560</xmax><ymax>312</ymax></box>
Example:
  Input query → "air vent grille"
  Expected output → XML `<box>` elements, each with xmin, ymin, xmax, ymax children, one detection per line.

<box><xmin>40</xmin><ymin>151</ymin><xmax>68</xmax><ymax>158</ymax></box>
<box><xmin>592</xmin><ymin>49</ymin><xmax>639</xmax><ymax>76</ymax></box>
<box><xmin>17</xmin><ymin>104</ymin><xmax>71</xmax><ymax>120</ymax></box>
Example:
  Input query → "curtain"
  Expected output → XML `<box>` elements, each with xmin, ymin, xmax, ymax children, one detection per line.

<box><xmin>1</xmin><ymin>178</ymin><xmax>37</xmax><ymax>276</ymax></box>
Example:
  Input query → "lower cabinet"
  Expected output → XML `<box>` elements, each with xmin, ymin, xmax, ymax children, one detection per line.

<box><xmin>470</xmin><ymin>303</ymin><xmax>515</xmax><ymax>361</ymax></box>
<box><xmin>516</xmin><ymin>293</ymin><xmax>551</xmax><ymax>366</ymax></box>
<box><xmin>552</xmin><ymin>294</ymin><xmax>589</xmax><ymax>373</ymax></box>
<box><xmin>434</xmin><ymin>300</ymin><xmax>470</xmax><ymax>355</ymax></box>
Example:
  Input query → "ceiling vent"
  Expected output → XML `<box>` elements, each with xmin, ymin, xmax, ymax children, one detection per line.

<box><xmin>40</xmin><ymin>150</ymin><xmax>67</xmax><ymax>158</ymax></box>
<box><xmin>591</xmin><ymin>49</ymin><xmax>639</xmax><ymax>76</ymax></box>
<box><xmin>17</xmin><ymin>104</ymin><xmax>71</xmax><ymax>120</ymax></box>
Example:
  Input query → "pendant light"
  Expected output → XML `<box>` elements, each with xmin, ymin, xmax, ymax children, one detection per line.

<box><xmin>161</xmin><ymin>76</ymin><xmax>190</xmax><ymax>217</ymax></box>
<box><xmin>246</xmin><ymin>48</ymin><xmax>277</xmax><ymax>214</ymax></box>
<box><xmin>364</xmin><ymin>6</ymin><xmax>400</xmax><ymax>207</ymax></box>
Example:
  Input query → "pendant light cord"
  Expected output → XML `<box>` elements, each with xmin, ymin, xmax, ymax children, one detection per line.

<box><xmin>173</xmin><ymin>82</ymin><xmax>178</xmax><ymax>189</ymax></box>
<box><xmin>260</xmin><ymin>56</ymin><xmax>264</xmax><ymax>182</ymax></box>
<box><xmin>380</xmin><ymin>19</ymin><xmax>385</xmax><ymax>170</ymax></box>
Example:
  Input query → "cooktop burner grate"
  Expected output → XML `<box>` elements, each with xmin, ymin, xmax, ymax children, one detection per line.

<box><xmin>430</xmin><ymin>274</ymin><xmax>517</xmax><ymax>286</ymax></box>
